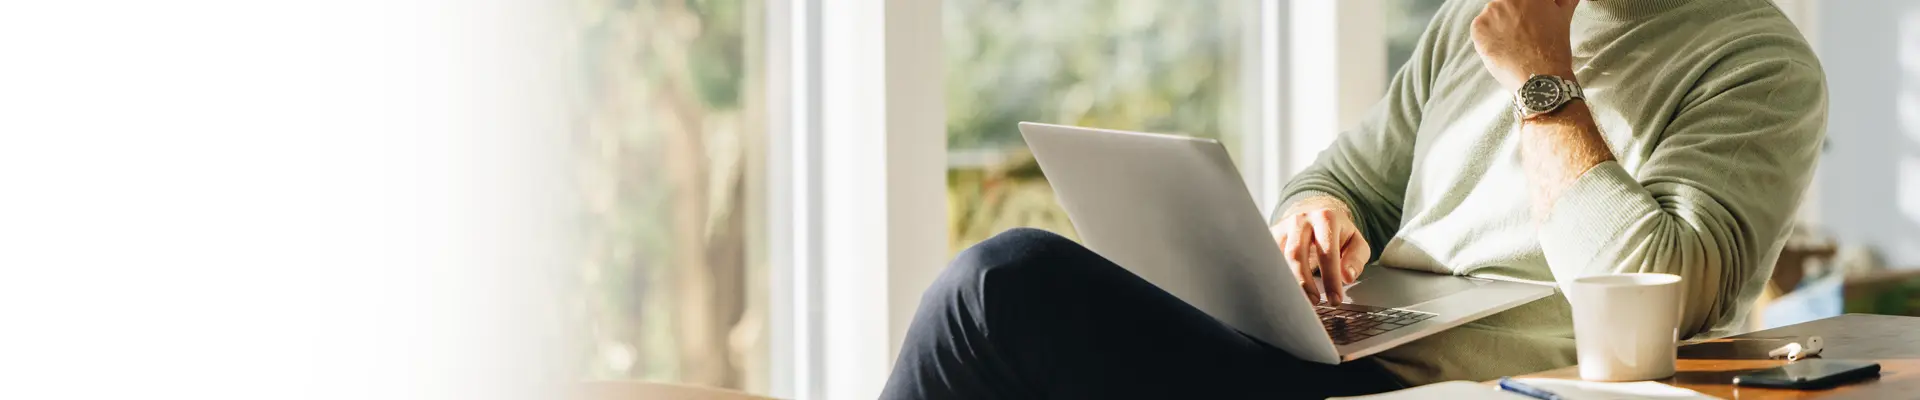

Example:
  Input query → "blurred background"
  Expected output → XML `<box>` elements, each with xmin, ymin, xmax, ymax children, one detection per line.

<box><xmin>8</xmin><ymin>1</ymin><xmax>1919</xmax><ymax>399</ymax></box>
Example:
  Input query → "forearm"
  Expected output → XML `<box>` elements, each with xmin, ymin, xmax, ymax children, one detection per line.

<box><xmin>1518</xmin><ymin>98</ymin><xmax>1615</xmax><ymax>223</ymax></box>
<box><xmin>1520</xmin><ymin>100</ymin><xmax>1721</xmax><ymax>334</ymax></box>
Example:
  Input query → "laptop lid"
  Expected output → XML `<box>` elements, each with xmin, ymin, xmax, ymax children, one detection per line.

<box><xmin>1018</xmin><ymin>122</ymin><xmax>1343</xmax><ymax>364</ymax></box>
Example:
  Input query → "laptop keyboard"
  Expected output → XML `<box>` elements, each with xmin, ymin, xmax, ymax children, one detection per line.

<box><xmin>1316</xmin><ymin>303</ymin><xmax>1437</xmax><ymax>345</ymax></box>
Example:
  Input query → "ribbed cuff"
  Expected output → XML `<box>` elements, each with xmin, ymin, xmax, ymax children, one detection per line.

<box><xmin>1584</xmin><ymin>0</ymin><xmax>1693</xmax><ymax>21</ymax></box>
<box><xmin>1537</xmin><ymin>161</ymin><xmax>1662</xmax><ymax>285</ymax></box>
<box><xmin>1271</xmin><ymin>189</ymin><xmax>1366</xmax><ymax>240</ymax></box>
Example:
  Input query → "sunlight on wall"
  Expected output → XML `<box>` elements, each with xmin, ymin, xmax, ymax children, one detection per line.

<box><xmin>1897</xmin><ymin>9</ymin><xmax>1920</xmax><ymax>262</ymax></box>
<box><xmin>1822</xmin><ymin>1</ymin><xmax>1920</xmax><ymax>268</ymax></box>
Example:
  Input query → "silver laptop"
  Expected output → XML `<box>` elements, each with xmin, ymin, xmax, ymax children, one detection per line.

<box><xmin>1018</xmin><ymin>122</ymin><xmax>1556</xmax><ymax>365</ymax></box>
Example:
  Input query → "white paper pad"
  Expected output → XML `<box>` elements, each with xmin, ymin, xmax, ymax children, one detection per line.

<box><xmin>1330</xmin><ymin>381</ymin><xmax>1532</xmax><ymax>399</ymax></box>
<box><xmin>1331</xmin><ymin>378</ymin><xmax>1720</xmax><ymax>400</ymax></box>
<box><xmin>1510</xmin><ymin>378</ymin><xmax>1719</xmax><ymax>399</ymax></box>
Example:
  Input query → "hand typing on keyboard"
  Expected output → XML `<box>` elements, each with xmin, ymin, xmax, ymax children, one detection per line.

<box><xmin>1270</xmin><ymin>195</ymin><xmax>1372</xmax><ymax>305</ymax></box>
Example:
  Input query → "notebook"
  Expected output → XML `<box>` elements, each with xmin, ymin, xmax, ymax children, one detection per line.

<box><xmin>1332</xmin><ymin>379</ymin><xmax>1715</xmax><ymax>400</ymax></box>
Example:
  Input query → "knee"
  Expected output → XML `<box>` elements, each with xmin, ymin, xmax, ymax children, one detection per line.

<box><xmin>926</xmin><ymin>227</ymin><xmax>1080</xmax><ymax>302</ymax></box>
<box><xmin>949</xmin><ymin>228</ymin><xmax>1080</xmax><ymax>281</ymax></box>
<box><xmin>954</xmin><ymin>227</ymin><xmax>1078</xmax><ymax>273</ymax></box>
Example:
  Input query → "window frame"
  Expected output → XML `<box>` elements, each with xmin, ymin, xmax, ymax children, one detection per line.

<box><xmin>764</xmin><ymin>0</ymin><xmax>815</xmax><ymax>397</ymax></box>
<box><xmin>767</xmin><ymin>1</ymin><xmax>946</xmax><ymax>399</ymax></box>
<box><xmin>1287</xmin><ymin>0</ymin><xmax>1387</xmax><ymax>181</ymax></box>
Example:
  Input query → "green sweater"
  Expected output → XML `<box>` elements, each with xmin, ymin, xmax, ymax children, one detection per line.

<box><xmin>1276</xmin><ymin>0</ymin><xmax>1826</xmax><ymax>385</ymax></box>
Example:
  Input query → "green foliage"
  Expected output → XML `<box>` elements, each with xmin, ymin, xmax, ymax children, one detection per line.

<box><xmin>944</xmin><ymin>0</ymin><xmax>1244</xmax><ymax>150</ymax></box>
<box><xmin>688</xmin><ymin>0</ymin><xmax>747</xmax><ymax>108</ymax></box>
<box><xmin>944</xmin><ymin>0</ymin><xmax>1245</xmax><ymax>251</ymax></box>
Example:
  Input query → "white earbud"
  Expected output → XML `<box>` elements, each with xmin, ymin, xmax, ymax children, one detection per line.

<box><xmin>1768</xmin><ymin>336</ymin><xmax>1824</xmax><ymax>361</ymax></box>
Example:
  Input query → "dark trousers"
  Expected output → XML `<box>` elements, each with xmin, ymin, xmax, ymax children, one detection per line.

<box><xmin>881</xmin><ymin>228</ymin><xmax>1406</xmax><ymax>399</ymax></box>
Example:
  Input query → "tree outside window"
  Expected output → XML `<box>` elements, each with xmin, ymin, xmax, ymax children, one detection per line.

<box><xmin>566</xmin><ymin>0</ymin><xmax>769</xmax><ymax>393</ymax></box>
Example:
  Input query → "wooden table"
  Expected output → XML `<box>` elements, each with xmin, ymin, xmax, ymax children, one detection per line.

<box><xmin>1515</xmin><ymin>314</ymin><xmax>1920</xmax><ymax>399</ymax></box>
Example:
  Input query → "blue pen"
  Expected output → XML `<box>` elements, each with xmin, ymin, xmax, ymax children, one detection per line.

<box><xmin>1496</xmin><ymin>377</ymin><xmax>1564</xmax><ymax>400</ymax></box>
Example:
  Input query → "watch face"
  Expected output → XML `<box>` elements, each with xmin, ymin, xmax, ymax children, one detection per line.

<box><xmin>1521</xmin><ymin>76</ymin><xmax>1564</xmax><ymax>112</ymax></box>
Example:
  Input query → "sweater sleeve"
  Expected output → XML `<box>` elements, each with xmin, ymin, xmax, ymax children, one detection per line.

<box><xmin>1272</xmin><ymin>1</ymin><xmax>1464</xmax><ymax>255</ymax></box>
<box><xmin>1538</xmin><ymin>55</ymin><xmax>1826</xmax><ymax>337</ymax></box>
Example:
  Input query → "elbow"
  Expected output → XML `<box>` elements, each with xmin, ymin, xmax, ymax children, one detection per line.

<box><xmin>1614</xmin><ymin>211</ymin><xmax>1760</xmax><ymax>336</ymax></box>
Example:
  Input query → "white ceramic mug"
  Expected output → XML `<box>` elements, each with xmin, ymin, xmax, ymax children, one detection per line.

<box><xmin>1569</xmin><ymin>273</ymin><xmax>1683</xmax><ymax>381</ymax></box>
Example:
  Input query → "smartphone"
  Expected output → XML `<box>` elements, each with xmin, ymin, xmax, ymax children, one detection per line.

<box><xmin>1733</xmin><ymin>360</ymin><xmax>1880</xmax><ymax>389</ymax></box>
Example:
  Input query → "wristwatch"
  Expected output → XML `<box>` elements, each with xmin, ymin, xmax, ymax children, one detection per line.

<box><xmin>1513</xmin><ymin>74</ymin><xmax>1584</xmax><ymax>119</ymax></box>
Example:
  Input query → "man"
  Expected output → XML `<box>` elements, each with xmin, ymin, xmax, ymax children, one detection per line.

<box><xmin>883</xmin><ymin>0</ymin><xmax>1826</xmax><ymax>398</ymax></box>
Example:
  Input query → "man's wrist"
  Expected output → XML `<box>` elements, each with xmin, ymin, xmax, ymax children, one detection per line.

<box><xmin>1274</xmin><ymin>192</ymin><xmax>1352</xmax><ymax>224</ymax></box>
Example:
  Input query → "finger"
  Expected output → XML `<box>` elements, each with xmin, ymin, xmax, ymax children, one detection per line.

<box><xmin>1306</xmin><ymin>211</ymin><xmax>1343</xmax><ymax>304</ymax></box>
<box><xmin>1320</xmin><ymin>251</ymin><xmax>1343</xmax><ymax>304</ymax></box>
<box><xmin>1274</xmin><ymin>221</ymin><xmax>1309</xmax><ymax>283</ymax></box>
<box><xmin>1279</xmin><ymin>223</ymin><xmax>1314</xmax><ymax>288</ymax></box>
<box><xmin>1282</xmin><ymin>219</ymin><xmax>1322</xmax><ymax>302</ymax></box>
<box><xmin>1341</xmin><ymin>233</ymin><xmax>1371</xmax><ymax>282</ymax></box>
<box><xmin>1320</xmin><ymin>249</ymin><xmax>1344</xmax><ymax>305</ymax></box>
<box><xmin>1295</xmin><ymin>219</ymin><xmax>1325</xmax><ymax>303</ymax></box>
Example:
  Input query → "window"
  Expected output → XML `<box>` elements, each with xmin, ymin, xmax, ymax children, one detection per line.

<box><xmin>567</xmin><ymin>0</ymin><xmax>769</xmax><ymax>393</ymax></box>
<box><xmin>945</xmin><ymin>0</ymin><xmax>1249</xmax><ymax>253</ymax></box>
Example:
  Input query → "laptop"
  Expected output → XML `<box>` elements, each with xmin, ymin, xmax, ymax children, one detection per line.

<box><xmin>1018</xmin><ymin>122</ymin><xmax>1556</xmax><ymax>364</ymax></box>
